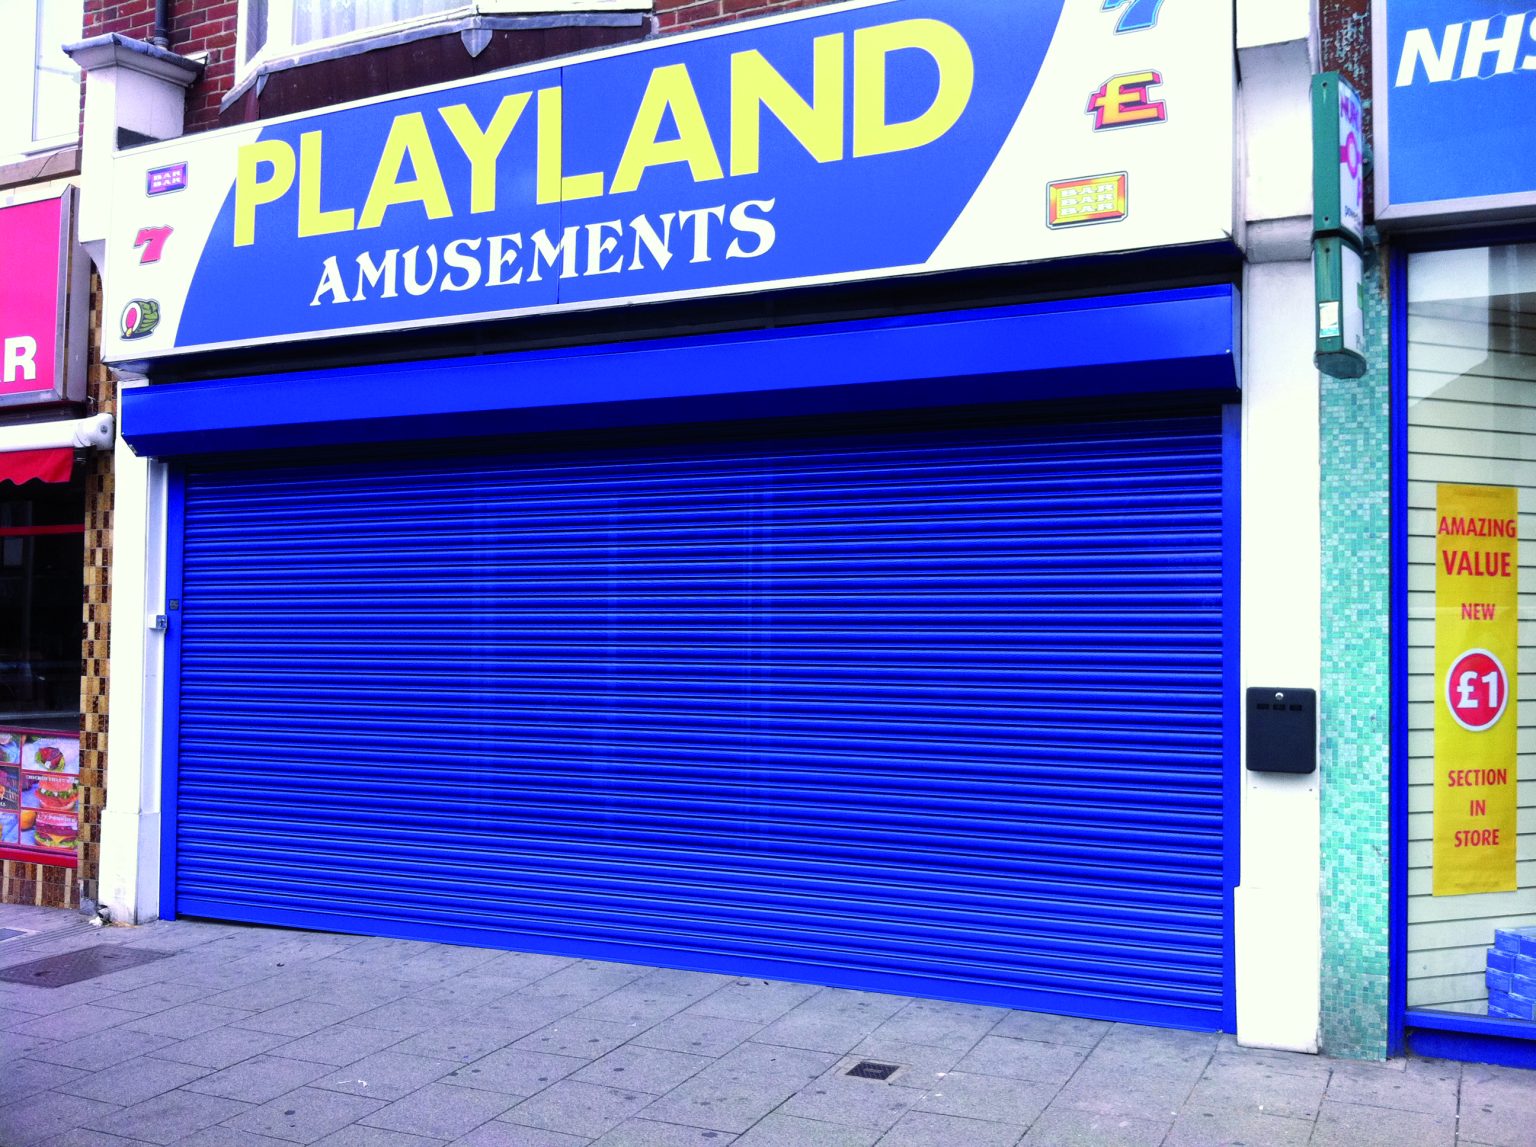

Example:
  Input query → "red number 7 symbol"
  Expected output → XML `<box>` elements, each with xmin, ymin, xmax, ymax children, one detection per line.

<box><xmin>134</xmin><ymin>226</ymin><xmax>174</xmax><ymax>264</ymax></box>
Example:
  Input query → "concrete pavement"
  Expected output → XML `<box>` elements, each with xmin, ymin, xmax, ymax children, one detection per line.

<box><xmin>1</xmin><ymin>904</ymin><xmax>1532</xmax><ymax>1147</ymax></box>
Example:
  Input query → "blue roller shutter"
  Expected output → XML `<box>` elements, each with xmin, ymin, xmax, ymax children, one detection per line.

<box><xmin>171</xmin><ymin>411</ymin><xmax>1232</xmax><ymax>1030</ymax></box>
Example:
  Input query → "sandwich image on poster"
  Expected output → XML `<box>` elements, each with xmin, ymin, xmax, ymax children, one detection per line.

<box><xmin>0</xmin><ymin>733</ymin><xmax>19</xmax><ymax>764</ymax></box>
<box><xmin>28</xmin><ymin>811</ymin><xmax>77</xmax><ymax>853</ymax></box>
<box><xmin>24</xmin><ymin>736</ymin><xmax>78</xmax><ymax>776</ymax></box>
<box><xmin>29</xmin><ymin>774</ymin><xmax>79</xmax><ymax>813</ymax></box>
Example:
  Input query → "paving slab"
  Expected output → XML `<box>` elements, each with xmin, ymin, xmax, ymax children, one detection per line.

<box><xmin>451</xmin><ymin>1123</ymin><xmax>591</xmax><ymax>1146</ymax></box>
<box><xmin>862</xmin><ymin>1000</ymin><xmax>1006</xmax><ymax>1052</ymax></box>
<box><xmin>13</xmin><ymin>1004</ymin><xmax>141</xmax><ymax>1042</ymax></box>
<box><xmin>1326</xmin><ymin>1056</ymin><xmax>1461</xmax><ymax>1115</ymax></box>
<box><xmin>0</xmin><ymin>1091</ymin><xmax>121</xmax><ymax>1147</ymax></box>
<box><xmin>145</xmin><ymin>1024</ymin><xmax>294</xmax><ymax>1070</ymax></box>
<box><xmin>1163</xmin><ymin>1105</ymin><xmax>1314</xmax><ymax>1147</ymax></box>
<box><xmin>514</xmin><ymin>1018</ymin><xmax>650</xmax><ymax>1060</ymax></box>
<box><xmin>28</xmin><ymin>1128</ymin><xmax>143</xmax><ymax>1147</ymax></box>
<box><xmin>571</xmin><ymin>1044</ymin><xmax>716</xmax><ymax>1095</ymax></box>
<box><xmin>501</xmin><ymin>1079</ymin><xmax>657</xmax><ymax>1138</ymax></box>
<box><xmin>310</xmin><ymin>1127</ymin><xmax>447</xmax><ymax>1147</ymax></box>
<box><xmin>1183</xmin><ymin>1054</ymin><xmax>1330</xmax><ymax>1119</ymax></box>
<box><xmin>442</xmin><ymin>1046</ymin><xmax>590</xmax><ymax>1097</ymax></box>
<box><xmin>55</xmin><ymin>1055</ymin><xmax>213</xmax><ymax>1106</ymax></box>
<box><xmin>222</xmin><ymin>1085</ymin><xmax>386</xmax><ymax>1145</ymax></box>
<box><xmin>1457</xmin><ymin>1063</ymin><xmax>1536</xmax><ymax>1147</ymax></box>
<box><xmin>98</xmin><ymin>980</ymin><xmax>213</xmax><ymax>1013</ymax></box>
<box><xmin>1018</xmin><ymin>1107</ymin><xmax>1171</xmax><ymax>1147</ymax></box>
<box><xmin>2</xmin><ymin>1057</ymin><xmax>90</xmax><ymax>1103</ymax></box>
<box><xmin>30</xmin><ymin>1026</ymin><xmax>179</xmax><ymax>1071</ymax></box>
<box><xmin>231</xmin><ymin>1000</ymin><xmax>375</xmax><ymax>1038</ymax></box>
<box><xmin>752</xmin><ymin>989</ymin><xmax>909</xmax><ymax>1055</ymax></box>
<box><xmin>775</xmin><ymin>1070</ymin><xmax>926</xmax><ymax>1132</ymax></box>
<box><xmin>912</xmin><ymin>1070</ymin><xmax>1058</xmax><ymax>1126</ymax></box>
<box><xmin>685</xmin><ymin>980</ymin><xmax>822</xmax><ymax>1024</ymax></box>
<box><xmin>1310</xmin><ymin>1098</ymin><xmax>1457</xmax><ymax>1147</ymax></box>
<box><xmin>84</xmin><ymin>1089</ymin><xmax>250</xmax><ymax>1146</ymax></box>
<box><xmin>589</xmin><ymin>1119</ymin><xmax>740</xmax><ymax>1146</ymax></box>
<box><xmin>876</xmin><ymin>1109</ymin><xmax>1024</xmax><ymax>1147</ymax></box>
<box><xmin>628</xmin><ymin>1043</ymin><xmax>835</xmax><ymax>1134</ymax></box>
<box><xmin>124</xmin><ymin>1003</ymin><xmax>256</xmax><ymax>1039</ymax></box>
<box><xmin>951</xmin><ymin>1034</ymin><xmax>1090</xmax><ymax>1085</ymax></box>
<box><xmin>989</xmin><ymin>1009</ymin><xmax>1111</xmax><ymax>1049</ymax></box>
<box><xmin>730</xmin><ymin>1113</ymin><xmax>878</xmax><ymax>1147</ymax></box>
<box><xmin>630</xmin><ymin>1013</ymin><xmax>764</xmax><ymax>1058</ymax></box>
<box><xmin>357</xmin><ymin>1080</ymin><xmax>521</xmax><ymax>1139</ymax></box>
<box><xmin>309</xmin><ymin>1049</ymin><xmax>460</xmax><ymax>1101</ymax></box>
<box><xmin>391</xmin><ymin>1021</ymin><xmax>519</xmax><ymax>1064</ymax></box>
<box><xmin>182</xmin><ymin>1053</ymin><xmax>337</xmax><ymax>1103</ymax></box>
<box><xmin>270</xmin><ymin>1023</ymin><xmax>410</xmax><ymax>1066</ymax></box>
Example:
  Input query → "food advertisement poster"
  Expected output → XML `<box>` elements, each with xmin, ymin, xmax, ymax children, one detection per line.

<box><xmin>1434</xmin><ymin>484</ymin><xmax>1520</xmax><ymax>895</ymax></box>
<box><xmin>0</xmin><ymin>729</ymin><xmax>79</xmax><ymax>866</ymax></box>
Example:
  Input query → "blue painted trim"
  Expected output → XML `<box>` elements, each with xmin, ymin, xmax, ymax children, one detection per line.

<box><xmin>122</xmin><ymin>286</ymin><xmax>1241</xmax><ymax>458</ymax></box>
<box><xmin>1406</xmin><ymin>1008</ymin><xmax>1536</xmax><ymax>1041</ymax></box>
<box><xmin>1388</xmin><ymin>246</ymin><xmax>1409</xmax><ymax>1058</ymax></box>
<box><xmin>159</xmin><ymin>469</ymin><xmax>185</xmax><ymax>923</ymax></box>
<box><xmin>1406</xmin><ymin>1013</ymin><xmax>1536</xmax><ymax>1070</ymax></box>
<box><xmin>1221</xmin><ymin>401</ymin><xmax>1242</xmax><ymax>1035</ymax></box>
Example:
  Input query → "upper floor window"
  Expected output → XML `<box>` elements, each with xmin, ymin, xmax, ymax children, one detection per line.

<box><xmin>0</xmin><ymin>0</ymin><xmax>84</xmax><ymax>161</ymax></box>
<box><xmin>241</xmin><ymin>0</ymin><xmax>652</xmax><ymax>69</ymax></box>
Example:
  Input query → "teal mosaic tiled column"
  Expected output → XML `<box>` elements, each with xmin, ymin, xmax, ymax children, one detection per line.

<box><xmin>1318</xmin><ymin>246</ymin><xmax>1393</xmax><ymax>1059</ymax></box>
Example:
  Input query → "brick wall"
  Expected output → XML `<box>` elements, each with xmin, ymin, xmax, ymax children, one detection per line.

<box><xmin>86</xmin><ymin>0</ymin><xmax>237</xmax><ymax>133</ymax></box>
<box><xmin>658</xmin><ymin>0</ymin><xmax>828</xmax><ymax>32</ymax></box>
<box><xmin>83</xmin><ymin>0</ymin><xmax>844</xmax><ymax>134</ymax></box>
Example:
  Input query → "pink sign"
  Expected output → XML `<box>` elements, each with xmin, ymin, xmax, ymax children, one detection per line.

<box><xmin>0</xmin><ymin>196</ymin><xmax>66</xmax><ymax>403</ymax></box>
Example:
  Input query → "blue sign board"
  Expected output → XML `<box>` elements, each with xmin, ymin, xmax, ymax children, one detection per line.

<box><xmin>1375</xmin><ymin>1</ymin><xmax>1536</xmax><ymax>223</ymax></box>
<box><xmin>104</xmin><ymin>0</ymin><xmax>1235</xmax><ymax>363</ymax></box>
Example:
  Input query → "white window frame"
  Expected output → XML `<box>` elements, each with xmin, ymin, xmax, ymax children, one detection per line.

<box><xmin>236</xmin><ymin>0</ymin><xmax>653</xmax><ymax>86</ymax></box>
<box><xmin>2</xmin><ymin>0</ymin><xmax>83</xmax><ymax>165</ymax></box>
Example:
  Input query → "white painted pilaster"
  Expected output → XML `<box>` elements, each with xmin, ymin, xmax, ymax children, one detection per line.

<box><xmin>97</xmin><ymin>432</ymin><xmax>168</xmax><ymax>924</ymax></box>
<box><xmin>65</xmin><ymin>34</ymin><xmax>198</xmax><ymax>924</ymax></box>
<box><xmin>1234</xmin><ymin>0</ymin><xmax>1324</xmax><ymax>1052</ymax></box>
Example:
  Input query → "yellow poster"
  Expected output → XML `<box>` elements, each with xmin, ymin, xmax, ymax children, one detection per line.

<box><xmin>1434</xmin><ymin>484</ymin><xmax>1520</xmax><ymax>896</ymax></box>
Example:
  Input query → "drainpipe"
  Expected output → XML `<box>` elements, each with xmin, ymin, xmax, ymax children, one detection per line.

<box><xmin>153</xmin><ymin>0</ymin><xmax>171</xmax><ymax>49</ymax></box>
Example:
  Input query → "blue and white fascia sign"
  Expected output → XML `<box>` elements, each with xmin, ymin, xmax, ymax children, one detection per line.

<box><xmin>1375</xmin><ymin>1</ymin><xmax>1536</xmax><ymax>224</ymax></box>
<box><xmin>105</xmin><ymin>0</ymin><xmax>1235</xmax><ymax>363</ymax></box>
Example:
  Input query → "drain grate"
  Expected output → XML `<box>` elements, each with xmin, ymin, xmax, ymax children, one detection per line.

<box><xmin>846</xmin><ymin>1060</ymin><xmax>901</xmax><ymax>1081</ymax></box>
<box><xmin>0</xmin><ymin>945</ymin><xmax>174</xmax><ymax>987</ymax></box>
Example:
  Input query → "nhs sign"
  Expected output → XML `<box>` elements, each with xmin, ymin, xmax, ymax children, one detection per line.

<box><xmin>1376</xmin><ymin>3</ymin><xmax>1536</xmax><ymax>223</ymax></box>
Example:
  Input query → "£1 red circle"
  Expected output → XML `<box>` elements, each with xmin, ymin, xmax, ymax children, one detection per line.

<box><xmin>1445</xmin><ymin>648</ymin><xmax>1510</xmax><ymax>732</ymax></box>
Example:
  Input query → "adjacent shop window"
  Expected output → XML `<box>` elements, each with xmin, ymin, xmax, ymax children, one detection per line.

<box><xmin>0</xmin><ymin>0</ymin><xmax>84</xmax><ymax>160</ymax></box>
<box><xmin>240</xmin><ymin>0</ymin><xmax>651</xmax><ymax>67</ymax></box>
<box><xmin>0</xmin><ymin>473</ymin><xmax>83</xmax><ymax>866</ymax></box>
<box><xmin>1407</xmin><ymin>243</ymin><xmax>1536</xmax><ymax>1023</ymax></box>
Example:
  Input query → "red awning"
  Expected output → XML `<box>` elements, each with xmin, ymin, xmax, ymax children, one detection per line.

<box><xmin>0</xmin><ymin>448</ymin><xmax>74</xmax><ymax>486</ymax></box>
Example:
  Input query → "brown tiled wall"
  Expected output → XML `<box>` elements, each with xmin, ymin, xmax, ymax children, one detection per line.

<box><xmin>79</xmin><ymin>274</ymin><xmax>115</xmax><ymax>909</ymax></box>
